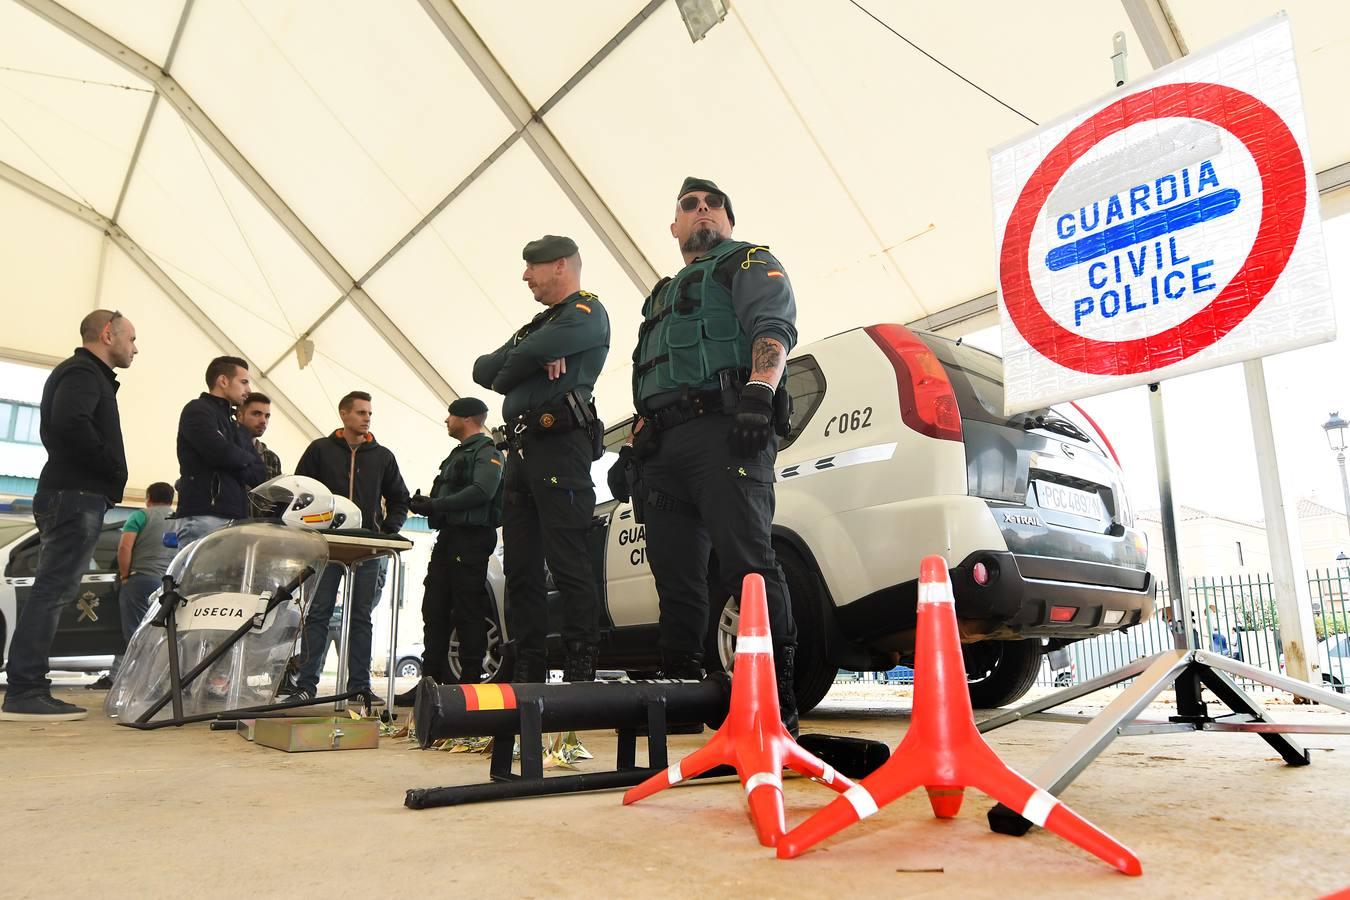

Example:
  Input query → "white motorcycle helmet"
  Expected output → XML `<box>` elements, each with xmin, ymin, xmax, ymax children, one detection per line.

<box><xmin>331</xmin><ymin>495</ymin><xmax>362</xmax><ymax>530</ymax></box>
<box><xmin>250</xmin><ymin>475</ymin><xmax>337</xmax><ymax>530</ymax></box>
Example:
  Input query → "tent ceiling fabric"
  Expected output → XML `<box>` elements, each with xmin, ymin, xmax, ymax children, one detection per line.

<box><xmin>2</xmin><ymin>0</ymin><xmax>1348</xmax><ymax>495</ymax></box>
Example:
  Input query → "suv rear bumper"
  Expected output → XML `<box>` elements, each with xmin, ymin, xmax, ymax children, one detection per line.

<box><xmin>833</xmin><ymin>550</ymin><xmax>1154</xmax><ymax>646</ymax></box>
<box><xmin>950</xmin><ymin>550</ymin><xmax>1154</xmax><ymax>637</ymax></box>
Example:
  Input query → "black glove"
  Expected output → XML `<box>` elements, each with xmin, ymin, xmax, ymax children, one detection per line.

<box><xmin>728</xmin><ymin>381</ymin><xmax>776</xmax><ymax>457</ymax></box>
<box><xmin>408</xmin><ymin>490</ymin><xmax>433</xmax><ymax>517</ymax></box>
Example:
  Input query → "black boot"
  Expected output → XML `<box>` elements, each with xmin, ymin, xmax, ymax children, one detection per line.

<box><xmin>458</xmin><ymin>658</ymin><xmax>483</xmax><ymax>684</ymax></box>
<box><xmin>660</xmin><ymin>651</ymin><xmax>705</xmax><ymax>681</ymax></box>
<box><xmin>512</xmin><ymin>648</ymin><xmax>548</xmax><ymax>683</ymax></box>
<box><xmin>562</xmin><ymin>641</ymin><xmax>598</xmax><ymax>683</ymax></box>
<box><xmin>775</xmin><ymin>644</ymin><xmax>799</xmax><ymax>738</ymax></box>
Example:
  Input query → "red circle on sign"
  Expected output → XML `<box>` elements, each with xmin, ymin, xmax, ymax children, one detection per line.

<box><xmin>999</xmin><ymin>82</ymin><xmax>1306</xmax><ymax>375</ymax></box>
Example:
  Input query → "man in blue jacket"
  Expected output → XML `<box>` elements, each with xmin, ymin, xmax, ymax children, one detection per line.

<box><xmin>287</xmin><ymin>390</ymin><xmax>410</xmax><ymax>706</ymax></box>
<box><xmin>2</xmin><ymin>310</ymin><xmax>137</xmax><ymax>722</ymax></box>
<box><xmin>174</xmin><ymin>356</ymin><xmax>268</xmax><ymax>544</ymax></box>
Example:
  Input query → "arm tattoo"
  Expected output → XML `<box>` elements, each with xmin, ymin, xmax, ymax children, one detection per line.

<box><xmin>752</xmin><ymin>337</ymin><xmax>782</xmax><ymax>373</ymax></box>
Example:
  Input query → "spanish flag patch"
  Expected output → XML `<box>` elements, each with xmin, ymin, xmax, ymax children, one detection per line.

<box><xmin>576</xmin><ymin>303</ymin><xmax>592</xmax><ymax>313</ymax></box>
<box><xmin>490</xmin><ymin>457</ymin><xmax>502</xmax><ymax>466</ymax></box>
<box><xmin>766</xmin><ymin>270</ymin><xmax>784</xmax><ymax>278</ymax></box>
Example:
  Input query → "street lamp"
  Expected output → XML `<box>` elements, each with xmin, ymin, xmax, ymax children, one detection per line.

<box><xmin>1323</xmin><ymin>411</ymin><xmax>1350</xmax><ymax>535</ymax></box>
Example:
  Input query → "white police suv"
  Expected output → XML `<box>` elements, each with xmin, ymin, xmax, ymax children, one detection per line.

<box><xmin>454</xmin><ymin>323</ymin><xmax>1152</xmax><ymax>713</ymax></box>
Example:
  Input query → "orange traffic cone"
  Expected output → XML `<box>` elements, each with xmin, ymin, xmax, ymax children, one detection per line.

<box><xmin>777</xmin><ymin>556</ymin><xmax>1141</xmax><ymax>875</ymax></box>
<box><xmin>623</xmin><ymin>573</ymin><xmax>856</xmax><ymax>846</ymax></box>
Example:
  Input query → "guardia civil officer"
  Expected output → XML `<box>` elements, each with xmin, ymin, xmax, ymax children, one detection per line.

<box><xmin>398</xmin><ymin>397</ymin><xmax>504</xmax><ymax>706</ymax></box>
<box><xmin>472</xmin><ymin>236</ymin><xmax>610</xmax><ymax>683</ymax></box>
<box><xmin>628</xmin><ymin>177</ymin><xmax>800</xmax><ymax>733</ymax></box>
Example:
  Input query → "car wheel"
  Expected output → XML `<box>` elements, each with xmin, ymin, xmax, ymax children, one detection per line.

<box><xmin>963</xmin><ymin>639</ymin><xmax>1042</xmax><ymax>708</ymax></box>
<box><xmin>1324</xmin><ymin>674</ymin><xmax>1346</xmax><ymax>694</ymax></box>
<box><xmin>396</xmin><ymin>658</ymin><xmax>422</xmax><ymax>679</ymax></box>
<box><xmin>1053</xmin><ymin>671</ymin><xmax>1073</xmax><ymax>688</ymax></box>
<box><xmin>702</xmin><ymin>548</ymin><xmax>835</xmax><ymax>715</ymax></box>
<box><xmin>450</xmin><ymin>617</ymin><xmax>505</xmax><ymax>683</ymax></box>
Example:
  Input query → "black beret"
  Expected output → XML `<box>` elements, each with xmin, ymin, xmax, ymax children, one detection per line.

<box><xmin>448</xmin><ymin>397</ymin><xmax>489</xmax><ymax>417</ymax></box>
<box><xmin>677</xmin><ymin>176</ymin><xmax>734</xmax><ymax>225</ymax></box>
<box><xmin>522</xmin><ymin>235</ymin><xmax>579</xmax><ymax>264</ymax></box>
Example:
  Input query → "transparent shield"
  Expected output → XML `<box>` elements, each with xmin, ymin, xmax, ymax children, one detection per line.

<box><xmin>106</xmin><ymin>522</ymin><xmax>327</xmax><ymax>721</ymax></box>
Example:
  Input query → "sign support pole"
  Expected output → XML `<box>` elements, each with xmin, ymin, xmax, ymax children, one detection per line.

<box><xmin>1242</xmin><ymin>359</ymin><xmax>1321</xmax><ymax>689</ymax></box>
<box><xmin>1147</xmin><ymin>382</ymin><xmax>1194</xmax><ymax>654</ymax></box>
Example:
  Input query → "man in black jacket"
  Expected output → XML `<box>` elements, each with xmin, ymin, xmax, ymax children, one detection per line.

<box><xmin>2</xmin><ymin>310</ymin><xmax>137</xmax><ymax>723</ymax></box>
<box><xmin>174</xmin><ymin>356</ymin><xmax>268</xmax><ymax>545</ymax></box>
<box><xmin>288</xmin><ymin>390</ymin><xmax>410</xmax><ymax>705</ymax></box>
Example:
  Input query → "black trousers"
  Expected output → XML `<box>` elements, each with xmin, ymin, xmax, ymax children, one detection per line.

<box><xmin>421</xmin><ymin>526</ymin><xmax>497</xmax><ymax>682</ymax></box>
<box><xmin>639</xmin><ymin>413</ymin><xmax>796</xmax><ymax>659</ymax></box>
<box><xmin>502</xmin><ymin>428</ymin><xmax>601</xmax><ymax>653</ymax></box>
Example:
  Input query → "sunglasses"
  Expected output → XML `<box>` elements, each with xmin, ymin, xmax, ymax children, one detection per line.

<box><xmin>679</xmin><ymin>193</ymin><xmax>726</xmax><ymax>213</ymax></box>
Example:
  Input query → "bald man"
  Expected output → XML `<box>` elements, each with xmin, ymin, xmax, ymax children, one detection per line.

<box><xmin>2</xmin><ymin>309</ymin><xmax>138</xmax><ymax>723</ymax></box>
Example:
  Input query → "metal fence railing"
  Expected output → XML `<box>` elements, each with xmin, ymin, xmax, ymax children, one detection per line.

<box><xmin>1035</xmin><ymin>570</ymin><xmax>1350</xmax><ymax>693</ymax></box>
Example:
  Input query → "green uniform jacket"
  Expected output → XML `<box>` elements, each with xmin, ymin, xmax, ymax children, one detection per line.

<box><xmin>473</xmin><ymin>291</ymin><xmax>610</xmax><ymax>420</ymax></box>
<box><xmin>426</xmin><ymin>432</ymin><xmax>504</xmax><ymax>529</ymax></box>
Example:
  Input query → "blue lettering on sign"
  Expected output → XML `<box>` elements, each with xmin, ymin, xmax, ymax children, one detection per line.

<box><xmin>1047</xmin><ymin>188</ymin><xmax>1238</xmax><ymax>271</ymax></box>
<box><xmin>1050</xmin><ymin>159</ymin><xmax>1232</xmax><ymax>330</ymax></box>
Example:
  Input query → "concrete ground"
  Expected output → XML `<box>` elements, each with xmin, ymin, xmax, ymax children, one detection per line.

<box><xmin>3</xmin><ymin>679</ymin><xmax>1349</xmax><ymax>899</ymax></box>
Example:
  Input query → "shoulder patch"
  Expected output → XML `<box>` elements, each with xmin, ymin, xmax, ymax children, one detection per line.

<box><xmin>575</xmin><ymin>303</ymin><xmax>592</xmax><ymax>314</ymax></box>
<box><xmin>766</xmin><ymin>270</ymin><xmax>784</xmax><ymax>278</ymax></box>
<box><xmin>489</xmin><ymin>457</ymin><xmax>502</xmax><ymax>466</ymax></box>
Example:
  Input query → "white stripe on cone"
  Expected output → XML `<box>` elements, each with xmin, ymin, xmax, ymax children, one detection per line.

<box><xmin>667</xmin><ymin>761</ymin><xmax>684</xmax><ymax>786</ymax></box>
<box><xmin>843</xmin><ymin>784</ymin><xmax>879</xmax><ymax>820</ymax></box>
<box><xmin>1020</xmin><ymin>788</ymin><xmax>1059</xmax><ymax>827</ymax></box>
<box><xmin>744</xmin><ymin>771</ymin><xmax>783</xmax><ymax>794</ymax></box>
<box><xmin>918</xmin><ymin>580</ymin><xmax>952</xmax><ymax>606</ymax></box>
<box><xmin>735</xmin><ymin>635</ymin><xmax>773</xmax><ymax>655</ymax></box>
<box><xmin>818</xmin><ymin>763</ymin><xmax>836</xmax><ymax>784</ymax></box>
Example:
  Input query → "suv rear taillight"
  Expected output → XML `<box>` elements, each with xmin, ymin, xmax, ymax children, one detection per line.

<box><xmin>865</xmin><ymin>324</ymin><xmax>962</xmax><ymax>442</ymax></box>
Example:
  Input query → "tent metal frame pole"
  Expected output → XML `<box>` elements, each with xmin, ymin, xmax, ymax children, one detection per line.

<box><xmin>15</xmin><ymin>0</ymin><xmax>458</xmax><ymax>409</ymax></box>
<box><xmin>418</xmin><ymin>0</ymin><xmax>661</xmax><ymax>296</ymax></box>
<box><xmin>0</xmin><ymin>158</ymin><xmax>321</xmax><ymax>436</ymax></box>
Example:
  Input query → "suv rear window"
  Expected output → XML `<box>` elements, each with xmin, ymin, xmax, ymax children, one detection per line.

<box><xmin>916</xmin><ymin>332</ymin><xmax>1021</xmax><ymax>426</ymax></box>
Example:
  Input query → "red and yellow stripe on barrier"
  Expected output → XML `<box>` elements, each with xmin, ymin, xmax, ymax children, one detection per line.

<box><xmin>461</xmin><ymin>683</ymin><xmax>517</xmax><ymax>711</ymax></box>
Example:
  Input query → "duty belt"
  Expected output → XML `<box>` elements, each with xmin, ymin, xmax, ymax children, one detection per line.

<box><xmin>509</xmin><ymin>391</ymin><xmax>594</xmax><ymax>442</ymax></box>
<box><xmin>645</xmin><ymin>389</ymin><xmax>727</xmax><ymax>432</ymax></box>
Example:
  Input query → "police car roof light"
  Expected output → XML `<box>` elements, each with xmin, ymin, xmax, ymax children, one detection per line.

<box><xmin>864</xmin><ymin>324</ymin><xmax>962</xmax><ymax>443</ymax></box>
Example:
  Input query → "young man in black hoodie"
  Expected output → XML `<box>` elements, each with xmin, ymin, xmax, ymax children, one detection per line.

<box><xmin>2</xmin><ymin>310</ymin><xmax>137</xmax><ymax>722</ymax></box>
<box><xmin>174</xmin><ymin>356</ymin><xmax>268</xmax><ymax>545</ymax></box>
<box><xmin>289</xmin><ymin>391</ymin><xmax>410</xmax><ymax>705</ymax></box>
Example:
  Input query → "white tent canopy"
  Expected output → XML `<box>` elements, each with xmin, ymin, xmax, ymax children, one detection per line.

<box><xmin>3</xmin><ymin>0</ymin><xmax>1349</xmax><ymax>495</ymax></box>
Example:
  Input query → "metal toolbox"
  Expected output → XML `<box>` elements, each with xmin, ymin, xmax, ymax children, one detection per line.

<box><xmin>251</xmin><ymin>716</ymin><xmax>379</xmax><ymax>753</ymax></box>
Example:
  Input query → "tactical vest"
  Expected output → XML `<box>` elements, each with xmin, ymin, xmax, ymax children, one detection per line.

<box><xmin>633</xmin><ymin>240</ymin><xmax>755</xmax><ymax>407</ymax></box>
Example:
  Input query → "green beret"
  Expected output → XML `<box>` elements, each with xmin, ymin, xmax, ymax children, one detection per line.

<box><xmin>677</xmin><ymin>176</ymin><xmax>734</xmax><ymax>225</ymax></box>
<box><xmin>448</xmin><ymin>397</ymin><xmax>489</xmax><ymax>417</ymax></box>
<box><xmin>522</xmin><ymin>235</ymin><xmax>578</xmax><ymax>264</ymax></box>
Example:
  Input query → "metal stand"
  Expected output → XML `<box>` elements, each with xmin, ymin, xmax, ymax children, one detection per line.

<box><xmin>117</xmin><ymin>567</ymin><xmax>373</xmax><ymax>730</ymax></box>
<box><xmin>979</xmin><ymin>648</ymin><xmax>1350</xmax><ymax>835</ymax></box>
<box><xmin>979</xmin><ymin>383</ymin><xmax>1350</xmax><ymax>834</ymax></box>
<box><xmin>317</xmin><ymin>532</ymin><xmax>412</xmax><ymax>712</ymax></box>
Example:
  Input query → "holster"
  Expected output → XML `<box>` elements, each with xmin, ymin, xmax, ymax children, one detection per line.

<box><xmin>632</xmin><ymin>418</ymin><xmax>660</xmax><ymax>460</ymax></box>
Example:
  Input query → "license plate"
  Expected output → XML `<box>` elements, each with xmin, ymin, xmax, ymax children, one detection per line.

<box><xmin>1035</xmin><ymin>481</ymin><xmax>1103</xmax><ymax>520</ymax></box>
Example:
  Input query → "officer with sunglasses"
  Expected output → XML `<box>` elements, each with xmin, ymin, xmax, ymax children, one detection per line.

<box><xmin>627</xmin><ymin>176</ymin><xmax>801</xmax><ymax>734</ymax></box>
<box><xmin>473</xmin><ymin>235</ymin><xmax>610</xmax><ymax>685</ymax></box>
